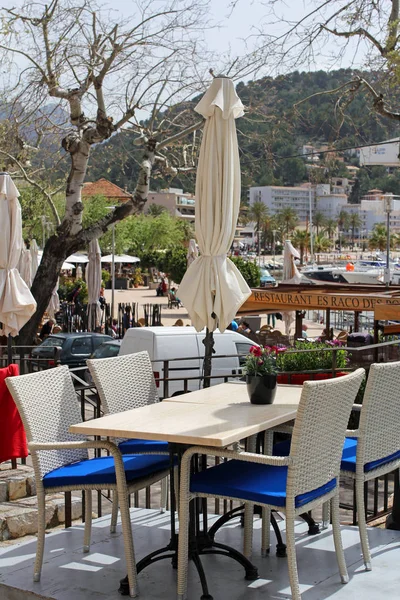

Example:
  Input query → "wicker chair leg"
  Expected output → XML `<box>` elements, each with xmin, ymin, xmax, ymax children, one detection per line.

<box><xmin>331</xmin><ymin>493</ymin><xmax>349</xmax><ymax>583</ymax></box>
<box><xmin>243</xmin><ymin>503</ymin><xmax>254</xmax><ymax>558</ymax></box>
<box><xmin>261</xmin><ymin>507</ymin><xmax>271</xmax><ymax>556</ymax></box>
<box><xmin>83</xmin><ymin>490</ymin><xmax>92</xmax><ymax>552</ymax></box>
<box><xmin>177</xmin><ymin>496</ymin><xmax>191</xmax><ymax>600</ymax></box>
<box><xmin>118</xmin><ymin>487</ymin><xmax>138</xmax><ymax>598</ymax></box>
<box><xmin>111</xmin><ymin>490</ymin><xmax>119</xmax><ymax>534</ymax></box>
<box><xmin>322</xmin><ymin>501</ymin><xmax>330</xmax><ymax>529</ymax></box>
<box><xmin>285</xmin><ymin>511</ymin><xmax>302</xmax><ymax>600</ymax></box>
<box><xmin>33</xmin><ymin>488</ymin><xmax>46</xmax><ymax>582</ymax></box>
<box><xmin>160</xmin><ymin>476</ymin><xmax>168</xmax><ymax>513</ymax></box>
<box><xmin>355</xmin><ymin>478</ymin><xmax>372</xmax><ymax>570</ymax></box>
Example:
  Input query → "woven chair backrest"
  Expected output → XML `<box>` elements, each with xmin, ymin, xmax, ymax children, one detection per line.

<box><xmin>357</xmin><ymin>361</ymin><xmax>400</xmax><ymax>468</ymax></box>
<box><xmin>288</xmin><ymin>368</ymin><xmax>365</xmax><ymax>498</ymax></box>
<box><xmin>87</xmin><ymin>350</ymin><xmax>159</xmax><ymax>415</ymax></box>
<box><xmin>6</xmin><ymin>366</ymin><xmax>87</xmax><ymax>479</ymax></box>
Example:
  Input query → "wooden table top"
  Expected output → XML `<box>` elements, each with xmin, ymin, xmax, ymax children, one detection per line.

<box><xmin>163</xmin><ymin>382</ymin><xmax>302</xmax><ymax>405</ymax></box>
<box><xmin>70</xmin><ymin>383</ymin><xmax>300</xmax><ymax>448</ymax></box>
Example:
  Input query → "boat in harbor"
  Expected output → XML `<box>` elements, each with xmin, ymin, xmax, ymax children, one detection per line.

<box><xmin>302</xmin><ymin>259</ymin><xmax>400</xmax><ymax>285</ymax></box>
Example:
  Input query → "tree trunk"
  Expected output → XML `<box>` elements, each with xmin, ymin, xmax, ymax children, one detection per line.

<box><xmin>18</xmin><ymin>139</ymin><xmax>157</xmax><ymax>344</ymax></box>
<box><xmin>17</xmin><ymin>234</ymin><xmax>75</xmax><ymax>344</ymax></box>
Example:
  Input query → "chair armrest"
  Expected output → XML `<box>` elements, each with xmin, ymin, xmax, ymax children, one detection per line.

<box><xmin>180</xmin><ymin>445</ymin><xmax>292</xmax><ymax>476</ymax></box>
<box><xmin>351</xmin><ymin>403</ymin><xmax>362</xmax><ymax>412</ymax></box>
<box><xmin>29</xmin><ymin>439</ymin><xmax>120</xmax><ymax>455</ymax></box>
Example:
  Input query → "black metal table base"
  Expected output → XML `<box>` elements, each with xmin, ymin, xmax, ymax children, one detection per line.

<box><xmin>118</xmin><ymin>532</ymin><xmax>258</xmax><ymax>598</ymax></box>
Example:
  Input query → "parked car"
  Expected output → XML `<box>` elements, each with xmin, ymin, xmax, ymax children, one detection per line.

<box><xmin>84</xmin><ymin>340</ymin><xmax>122</xmax><ymax>384</ymax></box>
<box><xmin>31</xmin><ymin>332</ymin><xmax>113</xmax><ymax>370</ymax></box>
<box><xmin>259</xmin><ymin>268</ymin><xmax>276</xmax><ymax>288</ymax></box>
<box><xmin>119</xmin><ymin>326</ymin><xmax>255</xmax><ymax>397</ymax></box>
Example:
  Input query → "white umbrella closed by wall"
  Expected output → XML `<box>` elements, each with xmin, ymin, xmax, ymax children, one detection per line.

<box><xmin>86</xmin><ymin>239</ymin><xmax>102</xmax><ymax>331</ymax></box>
<box><xmin>19</xmin><ymin>244</ymin><xmax>33</xmax><ymax>288</ymax></box>
<box><xmin>0</xmin><ymin>173</ymin><xmax>36</xmax><ymax>360</ymax></box>
<box><xmin>30</xmin><ymin>239</ymin><xmax>39</xmax><ymax>281</ymax></box>
<box><xmin>186</xmin><ymin>239</ymin><xmax>198</xmax><ymax>267</ymax></box>
<box><xmin>178</xmin><ymin>78</ymin><xmax>251</xmax><ymax>337</ymax></box>
<box><xmin>47</xmin><ymin>278</ymin><xmax>60</xmax><ymax>319</ymax></box>
<box><xmin>281</xmin><ymin>240</ymin><xmax>302</xmax><ymax>336</ymax></box>
<box><xmin>76</xmin><ymin>265</ymin><xmax>83</xmax><ymax>280</ymax></box>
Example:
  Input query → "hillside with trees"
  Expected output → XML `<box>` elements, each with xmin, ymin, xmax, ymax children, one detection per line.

<box><xmin>87</xmin><ymin>68</ymin><xmax>400</xmax><ymax>197</ymax></box>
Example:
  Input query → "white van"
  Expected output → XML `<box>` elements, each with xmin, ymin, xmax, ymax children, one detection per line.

<box><xmin>119</xmin><ymin>326</ymin><xmax>255</xmax><ymax>397</ymax></box>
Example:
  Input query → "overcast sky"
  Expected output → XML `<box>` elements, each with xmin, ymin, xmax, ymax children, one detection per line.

<box><xmin>1</xmin><ymin>0</ymin><xmax>364</xmax><ymax>77</ymax></box>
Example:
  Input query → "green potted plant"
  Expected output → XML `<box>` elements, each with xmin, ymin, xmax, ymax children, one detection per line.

<box><xmin>244</xmin><ymin>345</ymin><xmax>279</xmax><ymax>404</ymax></box>
<box><xmin>274</xmin><ymin>340</ymin><xmax>348</xmax><ymax>384</ymax></box>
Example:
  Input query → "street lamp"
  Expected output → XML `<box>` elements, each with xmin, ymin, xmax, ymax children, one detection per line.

<box><xmin>309</xmin><ymin>183</ymin><xmax>314</xmax><ymax>264</ymax></box>
<box><xmin>383</xmin><ymin>195</ymin><xmax>394</xmax><ymax>287</ymax></box>
<box><xmin>106</xmin><ymin>207</ymin><xmax>116</xmax><ymax>321</ymax></box>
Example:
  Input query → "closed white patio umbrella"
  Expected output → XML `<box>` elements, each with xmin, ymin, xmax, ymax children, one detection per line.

<box><xmin>19</xmin><ymin>244</ymin><xmax>33</xmax><ymax>288</ymax></box>
<box><xmin>86</xmin><ymin>239</ymin><xmax>102</xmax><ymax>331</ymax></box>
<box><xmin>0</xmin><ymin>173</ymin><xmax>36</xmax><ymax>360</ymax></box>
<box><xmin>30</xmin><ymin>239</ymin><xmax>39</xmax><ymax>281</ymax></box>
<box><xmin>186</xmin><ymin>239</ymin><xmax>198</xmax><ymax>267</ymax></box>
<box><xmin>178</xmin><ymin>78</ymin><xmax>251</xmax><ymax>334</ymax></box>
<box><xmin>281</xmin><ymin>240</ymin><xmax>302</xmax><ymax>336</ymax></box>
<box><xmin>47</xmin><ymin>278</ymin><xmax>60</xmax><ymax>319</ymax></box>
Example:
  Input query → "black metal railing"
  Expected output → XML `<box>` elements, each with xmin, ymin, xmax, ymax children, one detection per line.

<box><xmin>2</xmin><ymin>339</ymin><xmax>399</xmax><ymax>527</ymax></box>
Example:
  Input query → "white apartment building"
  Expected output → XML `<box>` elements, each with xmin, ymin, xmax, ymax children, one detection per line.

<box><xmin>249</xmin><ymin>184</ymin><xmax>348</xmax><ymax>223</ymax></box>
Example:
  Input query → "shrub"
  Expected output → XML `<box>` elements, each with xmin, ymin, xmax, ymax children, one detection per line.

<box><xmin>275</xmin><ymin>340</ymin><xmax>348</xmax><ymax>372</ymax></box>
<box><xmin>230</xmin><ymin>256</ymin><xmax>260</xmax><ymax>287</ymax></box>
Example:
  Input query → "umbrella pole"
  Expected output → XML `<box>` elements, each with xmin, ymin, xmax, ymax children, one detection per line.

<box><xmin>202</xmin><ymin>328</ymin><xmax>215</xmax><ymax>389</ymax></box>
<box><xmin>7</xmin><ymin>335</ymin><xmax>13</xmax><ymax>365</ymax></box>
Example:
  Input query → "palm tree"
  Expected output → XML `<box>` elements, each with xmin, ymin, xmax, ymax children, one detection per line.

<box><xmin>276</xmin><ymin>207</ymin><xmax>299</xmax><ymax>239</ymax></box>
<box><xmin>324</xmin><ymin>218</ymin><xmax>337</xmax><ymax>241</ymax></box>
<box><xmin>146</xmin><ymin>203</ymin><xmax>167</xmax><ymax>217</ymax></box>
<box><xmin>369</xmin><ymin>223</ymin><xmax>396</xmax><ymax>252</ymax></box>
<box><xmin>349</xmin><ymin>212</ymin><xmax>362</xmax><ymax>249</ymax></box>
<box><xmin>292</xmin><ymin>229</ymin><xmax>309</xmax><ymax>265</ymax></box>
<box><xmin>337</xmin><ymin>209</ymin><xmax>351</xmax><ymax>251</ymax></box>
<box><xmin>313</xmin><ymin>211</ymin><xmax>326</xmax><ymax>236</ymax></box>
<box><xmin>313</xmin><ymin>233</ymin><xmax>332</xmax><ymax>263</ymax></box>
<box><xmin>249</xmin><ymin>201</ymin><xmax>269</xmax><ymax>256</ymax></box>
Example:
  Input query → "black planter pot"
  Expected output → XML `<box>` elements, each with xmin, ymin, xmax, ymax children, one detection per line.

<box><xmin>246</xmin><ymin>374</ymin><xmax>277</xmax><ymax>405</ymax></box>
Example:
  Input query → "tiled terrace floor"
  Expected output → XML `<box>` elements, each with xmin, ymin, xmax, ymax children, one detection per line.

<box><xmin>1</xmin><ymin>508</ymin><xmax>399</xmax><ymax>600</ymax></box>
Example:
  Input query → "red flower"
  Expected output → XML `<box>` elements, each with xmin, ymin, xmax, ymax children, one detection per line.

<box><xmin>249</xmin><ymin>345</ymin><xmax>261</xmax><ymax>357</ymax></box>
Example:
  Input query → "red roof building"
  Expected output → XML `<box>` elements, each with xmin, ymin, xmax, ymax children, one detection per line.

<box><xmin>82</xmin><ymin>178</ymin><xmax>132</xmax><ymax>203</ymax></box>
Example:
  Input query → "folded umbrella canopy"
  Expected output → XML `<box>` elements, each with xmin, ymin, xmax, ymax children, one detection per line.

<box><xmin>30</xmin><ymin>239</ymin><xmax>39</xmax><ymax>281</ymax></box>
<box><xmin>178</xmin><ymin>78</ymin><xmax>251</xmax><ymax>333</ymax></box>
<box><xmin>0</xmin><ymin>173</ymin><xmax>36</xmax><ymax>354</ymax></box>
<box><xmin>281</xmin><ymin>240</ymin><xmax>303</xmax><ymax>336</ymax></box>
<box><xmin>19</xmin><ymin>244</ymin><xmax>33</xmax><ymax>288</ymax></box>
<box><xmin>86</xmin><ymin>239</ymin><xmax>102</xmax><ymax>331</ymax></box>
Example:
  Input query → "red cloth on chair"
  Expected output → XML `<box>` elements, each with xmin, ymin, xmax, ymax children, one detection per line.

<box><xmin>0</xmin><ymin>364</ymin><xmax>28</xmax><ymax>463</ymax></box>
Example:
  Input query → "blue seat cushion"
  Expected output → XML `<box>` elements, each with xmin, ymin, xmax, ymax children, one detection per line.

<box><xmin>341</xmin><ymin>437</ymin><xmax>400</xmax><ymax>473</ymax></box>
<box><xmin>190</xmin><ymin>460</ymin><xmax>336</xmax><ymax>508</ymax></box>
<box><xmin>118</xmin><ymin>439</ymin><xmax>169</xmax><ymax>454</ymax></box>
<box><xmin>43</xmin><ymin>454</ymin><xmax>170</xmax><ymax>488</ymax></box>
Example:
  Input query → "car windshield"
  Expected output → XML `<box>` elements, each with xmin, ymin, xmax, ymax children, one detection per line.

<box><xmin>39</xmin><ymin>336</ymin><xmax>66</xmax><ymax>348</ymax></box>
<box><xmin>260</xmin><ymin>269</ymin><xmax>272</xmax><ymax>277</ymax></box>
<box><xmin>93</xmin><ymin>343</ymin><xmax>120</xmax><ymax>359</ymax></box>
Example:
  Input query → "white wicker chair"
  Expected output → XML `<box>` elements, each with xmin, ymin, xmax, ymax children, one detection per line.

<box><xmin>87</xmin><ymin>350</ymin><xmax>169</xmax><ymax>528</ymax></box>
<box><xmin>341</xmin><ymin>361</ymin><xmax>400</xmax><ymax>570</ymax></box>
<box><xmin>176</xmin><ymin>368</ymin><xmax>365</xmax><ymax>600</ymax></box>
<box><xmin>6</xmin><ymin>366</ymin><xmax>170</xmax><ymax>598</ymax></box>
